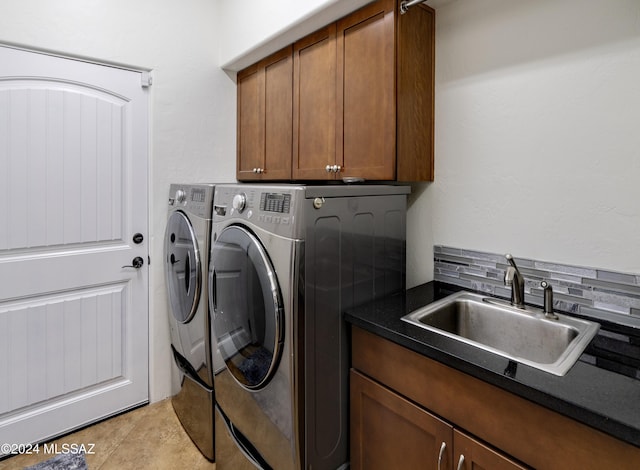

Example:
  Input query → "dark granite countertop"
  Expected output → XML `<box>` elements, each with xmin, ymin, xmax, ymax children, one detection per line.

<box><xmin>344</xmin><ymin>281</ymin><xmax>640</xmax><ymax>448</ymax></box>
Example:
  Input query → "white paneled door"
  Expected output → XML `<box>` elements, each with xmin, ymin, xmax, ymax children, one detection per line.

<box><xmin>0</xmin><ymin>45</ymin><xmax>149</xmax><ymax>450</ymax></box>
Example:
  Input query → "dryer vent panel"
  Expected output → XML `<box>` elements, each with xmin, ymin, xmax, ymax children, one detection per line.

<box><xmin>303</xmin><ymin>193</ymin><xmax>407</xmax><ymax>469</ymax></box>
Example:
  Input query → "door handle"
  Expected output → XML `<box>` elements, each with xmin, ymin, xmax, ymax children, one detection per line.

<box><xmin>437</xmin><ymin>442</ymin><xmax>447</xmax><ymax>470</ymax></box>
<box><xmin>122</xmin><ymin>256</ymin><xmax>144</xmax><ymax>269</ymax></box>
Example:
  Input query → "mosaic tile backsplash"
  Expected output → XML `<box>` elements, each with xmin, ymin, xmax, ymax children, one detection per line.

<box><xmin>434</xmin><ymin>246</ymin><xmax>640</xmax><ymax>329</ymax></box>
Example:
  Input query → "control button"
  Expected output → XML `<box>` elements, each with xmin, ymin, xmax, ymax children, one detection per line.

<box><xmin>273</xmin><ymin>216</ymin><xmax>280</xmax><ymax>224</ymax></box>
<box><xmin>281</xmin><ymin>217</ymin><xmax>290</xmax><ymax>225</ymax></box>
<box><xmin>265</xmin><ymin>215</ymin><xmax>272</xmax><ymax>223</ymax></box>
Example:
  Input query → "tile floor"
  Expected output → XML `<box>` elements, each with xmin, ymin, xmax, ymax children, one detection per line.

<box><xmin>0</xmin><ymin>399</ymin><xmax>215</xmax><ymax>470</ymax></box>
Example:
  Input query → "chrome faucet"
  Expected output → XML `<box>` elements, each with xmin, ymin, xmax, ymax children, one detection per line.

<box><xmin>504</xmin><ymin>254</ymin><xmax>526</xmax><ymax>309</ymax></box>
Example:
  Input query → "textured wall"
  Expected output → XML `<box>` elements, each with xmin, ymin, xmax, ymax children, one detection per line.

<box><xmin>407</xmin><ymin>0</ymin><xmax>640</xmax><ymax>288</ymax></box>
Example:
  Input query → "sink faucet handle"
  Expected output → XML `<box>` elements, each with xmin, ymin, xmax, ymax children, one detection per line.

<box><xmin>505</xmin><ymin>253</ymin><xmax>518</xmax><ymax>269</ymax></box>
<box><xmin>505</xmin><ymin>254</ymin><xmax>524</xmax><ymax>279</ymax></box>
<box><xmin>504</xmin><ymin>254</ymin><xmax>522</xmax><ymax>285</ymax></box>
<box><xmin>504</xmin><ymin>254</ymin><xmax>526</xmax><ymax>308</ymax></box>
<box><xmin>504</xmin><ymin>266</ymin><xmax>516</xmax><ymax>286</ymax></box>
<box><xmin>541</xmin><ymin>281</ymin><xmax>559</xmax><ymax>320</ymax></box>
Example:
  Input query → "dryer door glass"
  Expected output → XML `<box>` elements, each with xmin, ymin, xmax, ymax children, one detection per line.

<box><xmin>165</xmin><ymin>211</ymin><xmax>201</xmax><ymax>323</ymax></box>
<box><xmin>211</xmin><ymin>226</ymin><xmax>284</xmax><ymax>390</ymax></box>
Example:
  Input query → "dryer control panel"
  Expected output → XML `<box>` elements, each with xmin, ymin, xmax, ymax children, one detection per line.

<box><xmin>260</xmin><ymin>192</ymin><xmax>291</xmax><ymax>214</ymax></box>
<box><xmin>213</xmin><ymin>184</ymin><xmax>305</xmax><ymax>239</ymax></box>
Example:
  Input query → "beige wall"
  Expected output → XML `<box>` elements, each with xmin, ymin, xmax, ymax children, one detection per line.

<box><xmin>420</xmin><ymin>0</ymin><xmax>640</xmax><ymax>286</ymax></box>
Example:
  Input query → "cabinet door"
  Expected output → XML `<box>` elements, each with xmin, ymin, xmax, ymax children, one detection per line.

<box><xmin>293</xmin><ymin>25</ymin><xmax>337</xmax><ymax>180</ymax></box>
<box><xmin>263</xmin><ymin>47</ymin><xmax>293</xmax><ymax>180</ymax></box>
<box><xmin>237</xmin><ymin>47</ymin><xmax>292</xmax><ymax>181</ymax></box>
<box><xmin>350</xmin><ymin>370</ymin><xmax>453</xmax><ymax>470</ymax></box>
<box><xmin>453</xmin><ymin>430</ymin><xmax>529</xmax><ymax>470</ymax></box>
<box><xmin>237</xmin><ymin>63</ymin><xmax>263</xmax><ymax>180</ymax></box>
<box><xmin>337</xmin><ymin>0</ymin><xmax>395</xmax><ymax>180</ymax></box>
<box><xmin>396</xmin><ymin>1</ymin><xmax>435</xmax><ymax>181</ymax></box>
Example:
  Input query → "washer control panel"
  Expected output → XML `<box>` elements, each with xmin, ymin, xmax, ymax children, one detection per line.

<box><xmin>168</xmin><ymin>184</ymin><xmax>214</xmax><ymax>219</ymax></box>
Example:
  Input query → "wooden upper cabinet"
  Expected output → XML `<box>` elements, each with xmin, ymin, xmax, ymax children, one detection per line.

<box><xmin>292</xmin><ymin>0</ymin><xmax>434</xmax><ymax>181</ymax></box>
<box><xmin>237</xmin><ymin>46</ymin><xmax>292</xmax><ymax>181</ymax></box>
<box><xmin>337</xmin><ymin>0</ymin><xmax>396</xmax><ymax>181</ymax></box>
<box><xmin>292</xmin><ymin>25</ymin><xmax>338</xmax><ymax>180</ymax></box>
<box><xmin>237</xmin><ymin>63</ymin><xmax>262</xmax><ymax>180</ymax></box>
<box><xmin>396</xmin><ymin>0</ymin><xmax>435</xmax><ymax>181</ymax></box>
<box><xmin>238</xmin><ymin>0</ymin><xmax>435</xmax><ymax>182</ymax></box>
<box><xmin>293</xmin><ymin>0</ymin><xmax>399</xmax><ymax>181</ymax></box>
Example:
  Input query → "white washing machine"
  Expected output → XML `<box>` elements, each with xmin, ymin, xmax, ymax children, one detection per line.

<box><xmin>164</xmin><ymin>183</ymin><xmax>216</xmax><ymax>461</ymax></box>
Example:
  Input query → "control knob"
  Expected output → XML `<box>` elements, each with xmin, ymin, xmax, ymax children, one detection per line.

<box><xmin>232</xmin><ymin>193</ymin><xmax>247</xmax><ymax>212</ymax></box>
<box><xmin>175</xmin><ymin>189</ymin><xmax>187</xmax><ymax>204</ymax></box>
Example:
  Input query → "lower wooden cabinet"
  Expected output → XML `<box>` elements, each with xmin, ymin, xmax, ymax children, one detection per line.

<box><xmin>452</xmin><ymin>430</ymin><xmax>528</xmax><ymax>470</ymax></box>
<box><xmin>350</xmin><ymin>370</ymin><xmax>526</xmax><ymax>470</ymax></box>
<box><xmin>351</xmin><ymin>327</ymin><xmax>640</xmax><ymax>470</ymax></box>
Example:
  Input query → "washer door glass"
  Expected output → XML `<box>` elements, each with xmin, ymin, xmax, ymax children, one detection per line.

<box><xmin>211</xmin><ymin>225</ymin><xmax>284</xmax><ymax>390</ymax></box>
<box><xmin>165</xmin><ymin>211</ymin><xmax>201</xmax><ymax>323</ymax></box>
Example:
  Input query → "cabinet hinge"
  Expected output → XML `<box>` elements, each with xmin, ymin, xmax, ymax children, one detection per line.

<box><xmin>141</xmin><ymin>71</ymin><xmax>153</xmax><ymax>88</ymax></box>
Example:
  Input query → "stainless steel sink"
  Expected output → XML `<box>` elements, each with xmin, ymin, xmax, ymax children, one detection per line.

<box><xmin>401</xmin><ymin>291</ymin><xmax>600</xmax><ymax>376</ymax></box>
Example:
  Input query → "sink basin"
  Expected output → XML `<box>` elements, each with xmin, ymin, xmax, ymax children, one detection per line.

<box><xmin>401</xmin><ymin>291</ymin><xmax>599</xmax><ymax>376</ymax></box>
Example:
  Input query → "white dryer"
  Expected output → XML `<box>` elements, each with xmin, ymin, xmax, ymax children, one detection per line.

<box><xmin>164</xmin><ymin>183</ymin><xmax>216</xmax><ymax>461</ymax></box>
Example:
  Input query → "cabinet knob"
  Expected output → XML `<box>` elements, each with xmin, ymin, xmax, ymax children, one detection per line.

<box><xmin>325</xmin><ymin>165</ymin><xmax>332</xmax><ymax>173</ymax></box>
